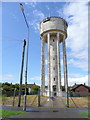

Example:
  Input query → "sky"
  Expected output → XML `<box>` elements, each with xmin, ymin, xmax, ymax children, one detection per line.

<box><xmin>0</xmin><ymin>1</ymin><xmax>89</xmax><ymax>86</ymax></box>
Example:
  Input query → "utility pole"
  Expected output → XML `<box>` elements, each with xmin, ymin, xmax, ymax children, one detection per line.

<box><xmin>18</xmin><ymin>39</ymin><xmax>26</xmax><ymax>107</ymax></box>
<box><xmin>20</xmin><ymin>3</ymin><xmax>29</xmax><ymax>111</ymax></box>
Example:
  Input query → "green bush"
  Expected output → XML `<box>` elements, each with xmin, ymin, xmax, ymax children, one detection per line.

<box><xmin>30</xmin><ymin>86</ymin><xmax>40</xmax><ymax>95</ymax></box>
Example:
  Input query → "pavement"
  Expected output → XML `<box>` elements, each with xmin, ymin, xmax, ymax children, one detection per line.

<box><xmin>1</xmin><ymin>106</ymin><xmax>89</xmax><ymax>119</ymax></box>
<box><xmin>42</xmin><ymin>97</ymin><xmax>66</xmax><ymax>108</ymax></box>
<box><xmin>7</xmin><ymin>108</ymin><xmax>88</xmax><ymax>119</ymax></box>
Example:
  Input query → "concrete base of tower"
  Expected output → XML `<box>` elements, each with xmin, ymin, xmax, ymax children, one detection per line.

<box><xmin>40</xmin><ymin>90</ymin><xmax>67</xmax><ymax>97</ymax></box>
<box><xmin>40</xmin><ymin>90</ymin><xmax>49</xmax><ymax>96</ymax></box>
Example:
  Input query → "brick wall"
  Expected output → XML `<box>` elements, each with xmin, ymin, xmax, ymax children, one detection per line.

<box><xmin>73</xmin><ymin>85</ymin><xmax>89</xmax><ymax>97</ymax></box>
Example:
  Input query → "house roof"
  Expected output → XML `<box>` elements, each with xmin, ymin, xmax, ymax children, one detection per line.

<box><xmin>71</xmin><ymin>84</ymin><xmax>90</xmax><ymax>91</ymax></box>
<box><xmin>27</xmin><ymin>83</ymin><xmax>36</xmax><ymax>88</ymax></box>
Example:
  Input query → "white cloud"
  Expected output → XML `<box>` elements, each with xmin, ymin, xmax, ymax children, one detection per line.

<box><xmin>60</xmin><ymin>58</ymin><xmax>88</xmax><ymax>71</ymax></box>
<box><xmin>25</xmin><ymin>2</ymin><xmax>45</xmax><ymax>32</ymax></box>
<box><xmin>57</xmin><ymin>2</ymin><xmax>88</xmax><ymax>71</ymax></box>
<box><xmin>68</xmin><ymin>58</ymin><xmax>88</xmax><ymax>70</ymax></box>
<box><xmin>68</xmin><ymin>75</ymin><xmax>88</xmax><ymax>86</ymax></box>
<box><xmin>29</xmin><ymin>75</ymin><xmax>48</xmax><ymax>81</ymax></box>
<box><xmin>33</xmin><ymin>9</ymin><xmax>45</xmax><ymax>20</ymax></box>
<box><xmin>57</xmin><ymin>8</ymin><xmax>65</xmax><ymax>19</ymax></box>
<box><xmin>29</xmin><ymin>75</ymin><xmax>48</xmax><ymax>85</ymax></box>
<box><xmin>61</xmin><ymin>74</ymin><xmax>88</xmax><ymax>86</ymax></box>
<box><xmin>29</xmin><ymin>74</ymin><xmax>89</xmax><ymax>86</ymax></box>
<box><xmin>29</xmin><ymin>76</ymin><xmax>40</xmax><ymax>85</ymax></box>
<box><xmin>0</xmin><ymin>74</ymin><xmax>16</xmax><ymax>83</ymax></box>
<box><xmin>28</xmin><ymin>9</ymin><xmax>45</xmax><ymax>32</ymax></box>
<box><xmin>25</xmin><ymin>1</ymin><xmax>37</xmax><ymax>8</ymax></box>
<box><xmin>29</xmin><ymin>76</ymin><xmax>40</xmax><ymax>81</ymax></box>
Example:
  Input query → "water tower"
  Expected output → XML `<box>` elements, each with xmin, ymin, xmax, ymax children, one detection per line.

<box><xmin>40</xmin><ymin>17</ymin><xmax>68</xmax><ymax>97</ymax></box>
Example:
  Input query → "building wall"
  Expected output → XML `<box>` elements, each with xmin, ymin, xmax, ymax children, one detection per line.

<box><xmin>73</xmin><ymin>86</ymin><xmax>89</xmax><ymax>97</ymax></box>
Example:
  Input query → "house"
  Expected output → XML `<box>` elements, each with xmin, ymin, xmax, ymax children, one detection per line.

<box><xmin>43</xmin><ymin>86</ymin><xmax>49</xmax><ymax>96</ymax></box>
<box><xmin>27</xmin><ymin>82</ymin><xmax>37</xmax><ymax>94</ymax></box>
<box><xmin>70</xmin><ymin>83</ymin><xmax>90</xmax><ymax>97</ymax></box>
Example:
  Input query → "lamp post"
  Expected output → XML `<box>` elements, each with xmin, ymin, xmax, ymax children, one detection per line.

<box><xmin>20</xmin><ymin>3</ymin><xmax>29</xmax><ymax>111</ymax></box>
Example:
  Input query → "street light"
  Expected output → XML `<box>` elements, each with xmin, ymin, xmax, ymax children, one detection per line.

<box><xmin>19</xmin><ymin>3</ymin><xmax>29</xmax><ymax>111</ymax></box>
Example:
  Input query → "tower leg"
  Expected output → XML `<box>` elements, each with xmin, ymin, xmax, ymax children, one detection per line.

<box><xmin>57</xmin><ymin>33</ymin><xmax>61</xmax><ymax>96</ymax></box>
<box><xmin>62</xmin><ymin>35</ymin><xmax>69</xmax><ymax>107</ymax></box>
<box><xmin>47</xmin><ymin>33</ymin><xmax>51</xmax><ymax>97</ymax></box>
<box><xmin>41</xmin><ymin>38</ymin><xmax>45</xmax><ymax>96</ymax></box>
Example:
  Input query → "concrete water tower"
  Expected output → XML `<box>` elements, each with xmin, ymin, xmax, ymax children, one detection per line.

<box><xmin>40</xmin><ymin>17</ymin><xmax>68</xmax><ymax>97</ymax></box>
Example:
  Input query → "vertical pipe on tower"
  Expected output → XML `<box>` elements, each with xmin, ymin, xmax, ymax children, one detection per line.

<box><xmin>47</xmin><ymin>33</ymin><xmax>51</xmax><ymax>97</ymax></box>
<box><xmin>41</xmin><ymin>37</ymin><xmax>45</xmax><ymax>95</ymax></box>
<box><xmin>62</xmin><ymin>35</ymin><xmax>69</xmax><ymax>107</ymax></box>
<box><xmin>57</xmin><ymin>33</ymin><xmax>61</xmax><ymax>95</ymax></box>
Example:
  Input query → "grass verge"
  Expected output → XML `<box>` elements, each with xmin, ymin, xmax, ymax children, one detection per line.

<box><xmin>80</xmin><ymin>112</ymin><xmax>90</xmax><ymax>117</ymax></box>
<box><xmin>2</xmin><ymin>96</ymin><xmax>89</xmax><ymax>108</ymax></box>
<box><xmin>61</xmin><ymin>97</ymin><xmax>88</xmax><ymax>108</ymax></box>
<box><xmin>0</xmin><ymin>110</ymin><xmax>26</xmax><ymax>118</ymax></box>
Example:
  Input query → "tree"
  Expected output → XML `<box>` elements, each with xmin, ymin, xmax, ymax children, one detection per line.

<box><xmin>30</xmin><ymin>86</ymin><xmax>40</xmax><ymax>95</ymax></box>
<box><xmin>2</xmin><ymin>85</ymin><xmax>12</xmax><ymax>97</ymax></box>
<box><xmin>14</xmin><ymin>84</ymin><xmax>19</xmax><ymax>90</ymax></box>
<box><xmin>61</xmin><ymin>86</ymin><xmax>65</xmax><ymax>91</ymax></box>
<box><xmin>2</xmin><ymin>82</ymin><xmax>11</xmax><ymax>87</ymax></box>
<box><xmin>3</xmin><ymin>85</ymin><xmax>11</xmax><ymax>91</ymax></box>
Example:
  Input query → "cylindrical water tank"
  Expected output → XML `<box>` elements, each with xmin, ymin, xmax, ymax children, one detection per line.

<box><xmin>40</xmin><ymin>17</ymin><xmax>68</xmax><ymax>41</ymax></box>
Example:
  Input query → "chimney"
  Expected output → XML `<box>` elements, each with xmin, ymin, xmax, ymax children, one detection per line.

<box><xmin>75</xmin><ymin>83</ymin><xmax>76</xmax><ymax>85</ymax></box>
<box><xmin>84</xmin><ymin>83</ymin><xmax>85</xmax><ymax>86</ymax></box>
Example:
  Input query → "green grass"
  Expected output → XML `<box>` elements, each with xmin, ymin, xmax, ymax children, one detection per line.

<box><xmin>80</xmin><ymin>112</ymin><xmax>90</xmax><ymax>117</ymax></box>
<box><xmin>0</xmin><ymin>110</ymin><xmax>26</xmax><ymax>118</ymax></box>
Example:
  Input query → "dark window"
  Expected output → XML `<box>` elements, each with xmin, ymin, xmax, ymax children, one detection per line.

<box><xmin>54</xmin><ymin>93</ymin><xmax>56</xmax><ymax>96</ymax></box>
<box><xmin>54</xmin><ymin>78</ymin><xmax>55</xmax><ymax>81</ymax></box>
<box><xmin>53</xmin><ymin>39</ymin><xmax>54</xmax><ymax>42</ymax></box>
<box><xmin>53</xmin><ymin>58</ymin><xmax>55</xmax><ymax>60</ymax></box>
<box><xmin>43</xmin><ymin>17</ymin><xmax>50</xmax><ymax>23</ymax></box>
<box><xmin>53</xmin><ymin>85</ymin><xmax>56</xmax><ymax>91</ymax></box>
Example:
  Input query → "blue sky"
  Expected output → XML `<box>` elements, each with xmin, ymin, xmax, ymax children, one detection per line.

<box><xmin>1</xmin><ymin>1</ymin><xmax>88</xmax><ymax>86</ymax></box>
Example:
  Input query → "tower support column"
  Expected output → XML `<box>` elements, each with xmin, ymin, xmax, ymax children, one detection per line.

<box><xmin>57</xmin><ymin>33</ymin><xmax>61</xmax><ymax>96</ymax></box>
<box><xmin>47</xmin><ymin>33</ymin><xmax>51</xmax><ymax>97</ymax></box>
<box><xmin>41</xmin><ymin>37</ymin><xmax>45</xmax><ymax>95</ymax></box>
<box><xmin>62</xmin><ymin>35</ymin><xmax>69</xmax><ymax>107</ymax></box>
